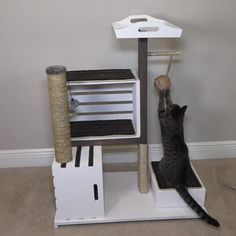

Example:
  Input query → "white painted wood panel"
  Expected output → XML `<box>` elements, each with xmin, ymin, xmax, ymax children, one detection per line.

<box><xmin>70</xmin><ymin>113</ymin><xmax>133</xmax><ymax>122</ymax></box>
<box><xmin>71</xmin><ymin>93</ymin><xmax>133</xmax><ymax>103</ymax></box>
<box><xmin>71</xmin><ymin>103</ymin><xmax>133</xmax><ymax>113</ymax></box>
<box><xmin>52</xmin><ymin>146</ymin><xmax>104</xmax><ymax>222</ymax></box>
<box><xmin>69</xmin><ymin>84</ymin><xmax>133</xmax><ymax>93</ymax></box>
<box><xmin>132</xmin><ymin>80</ymin><xmax>140</xmax><ymax>136</ymax></box>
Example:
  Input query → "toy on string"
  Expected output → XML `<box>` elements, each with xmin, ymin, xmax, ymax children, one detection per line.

<box><xmin>68</xmin><ymin>82</ymin><xmax>80</xmax><ymax>112</ymax></box>
<box><xmin>152</xmin><ymin>51</ymin><xmax>180</xmax><ymax>92</ymax></box>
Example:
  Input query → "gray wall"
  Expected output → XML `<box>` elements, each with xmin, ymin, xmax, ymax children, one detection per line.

<box><xmin>0</xmin><ymin>0</ymin><xmax>236</xmax><ymax>149</ymax></box>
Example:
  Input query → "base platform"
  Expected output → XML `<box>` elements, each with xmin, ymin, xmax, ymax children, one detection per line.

<box><xmin>54</xmin><ymin>171</ymin><xmax>199</xmax><ymax>227</ymax></box>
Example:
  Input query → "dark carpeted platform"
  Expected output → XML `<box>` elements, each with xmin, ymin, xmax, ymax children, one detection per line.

<box><xmin>70</xmin><ymin>119</ymin><xmax>135</xmax><ymax>138</ymax></box>
<box><xmin>151</xmin><ymin>161</ymin><xmax>201</xmax><ymax>189</ymax></box>
<box><xmin>67</xmin><ymin>69</ymin><xmax>135</xmax><ymax>81</ymax></box>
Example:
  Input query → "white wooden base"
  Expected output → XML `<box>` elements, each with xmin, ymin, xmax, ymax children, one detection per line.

<box><xmin>54</xmin><ymin>171</ymin><xmax>200</xmax><ymax>228</ymax></box>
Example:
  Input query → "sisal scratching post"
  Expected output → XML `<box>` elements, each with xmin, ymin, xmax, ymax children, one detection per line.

<box><xmin>138</xmin><ymin>144</ymin><xmax>149</xmax><ymax>193</ymax></box>
<box><xmin>46</xmin><ymin>66</ymin><xmax>72</xmax><ymax>163</ymax></box>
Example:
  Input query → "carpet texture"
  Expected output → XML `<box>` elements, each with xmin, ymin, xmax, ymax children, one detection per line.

<box><xmin>0</xmin><ymin>159</ymin><xmax>235</xmax><ymax>236</ymax></box>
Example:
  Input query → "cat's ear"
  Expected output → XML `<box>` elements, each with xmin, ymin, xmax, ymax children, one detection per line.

<box><xmin>180</xmin><ymin>105</ymin><xmax>187</xmax><ymax>116</ymax></box>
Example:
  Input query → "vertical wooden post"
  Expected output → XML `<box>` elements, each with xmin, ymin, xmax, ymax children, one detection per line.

<box><xmin>138</xmin><ymin>38</ymin><xmax>148</xmax><ymax>143</ymax></box>
<box><xmin>138</xmin><ymin>38</ymin><xmax>149</xmax><ymax>193</ymax></box>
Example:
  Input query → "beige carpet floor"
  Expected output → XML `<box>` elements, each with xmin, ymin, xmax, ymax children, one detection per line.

<box><xmin>0</xmin><ymin>159</ymin><xmax>235</xmax><ymax>236</ymax></box>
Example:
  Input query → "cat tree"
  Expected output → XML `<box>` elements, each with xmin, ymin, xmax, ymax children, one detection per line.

<box><xmin>47</xmin><ymin>15</ymin><xmax>206</xmax><ymax>228</ymax></box>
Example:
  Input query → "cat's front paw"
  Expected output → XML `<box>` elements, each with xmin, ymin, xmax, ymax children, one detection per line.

<box><xmin>159</xmin><ymin>90</ymin><xmax>165</xmax><ymax>96</ymax></box>
<box><xmin>165</xmin><ymin>88</ymin><xmax>170</xmax><ymax>96</ymax></box>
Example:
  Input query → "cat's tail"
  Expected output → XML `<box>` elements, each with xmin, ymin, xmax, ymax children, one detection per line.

<box><xmin>175</xmin><ymin>185</ymin><xmax>220</xmax><ymax>227</ymax></box>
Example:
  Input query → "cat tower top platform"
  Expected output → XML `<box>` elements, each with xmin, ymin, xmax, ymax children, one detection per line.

<box><xmin>112</xmin><ymin>15</ymin><xmax>183</xmax><ymax>39</ymax></box>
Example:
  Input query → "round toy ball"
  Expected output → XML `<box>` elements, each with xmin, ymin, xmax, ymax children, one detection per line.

<box><xmin>154</xmin><ymin>75</ymin><xmax>171</xmax><ymax>91</ymax></box>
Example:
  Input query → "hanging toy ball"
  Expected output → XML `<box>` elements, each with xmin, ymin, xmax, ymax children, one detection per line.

<box><xmin>154</xmin><ymin>75</ymin><xmax>171</xmax><ymax>92</ymax></box>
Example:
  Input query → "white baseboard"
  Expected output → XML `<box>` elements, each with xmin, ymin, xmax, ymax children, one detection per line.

<box><xmin>0</xmin><ymin>141</ymin><xmax>236</xmax><ymax>168</ymax></box>
<box><xmin>0</xmin><ymin>149</ymin><xmax>55</xmax><ymax>168</ymax></box>
<box><xmin>149</xmin><ymin>141</ymin><xmax>236</xmax><ymax>161</ymax></box>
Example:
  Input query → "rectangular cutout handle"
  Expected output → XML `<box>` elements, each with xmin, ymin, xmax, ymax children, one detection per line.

<box><xmin>61</xmin><ymin>163</ymin><xmax>67</xmax><ymax>168</ymax></box>
<box><xmin>88</xmin><ymin>146</ymin><xmax>94</xmax><ymax>166</ymax></box>
<box><xmin>130</xmin><ymin>18</ymin><xmax>147</xmax><ymax>23</ymax></box>
<box><xmin>75</xmin><ymin>146</ymin><xmax>81</xmax><ymax>167</ymax></box>
<box><xmin>138</xmin><ymin>27</ymin><xmax>159</xmax><ymax>32</ymax></box>
<box><xmin>93</xmin><ymin>184</ymin><xmax>98</xmax><ymax>200</ymax></box>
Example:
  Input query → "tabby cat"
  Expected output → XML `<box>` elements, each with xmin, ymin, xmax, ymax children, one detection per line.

<box><xmin>158</xmin><ymin>89</ymin><xmax>220</xmax><ymax>227</ymax></box>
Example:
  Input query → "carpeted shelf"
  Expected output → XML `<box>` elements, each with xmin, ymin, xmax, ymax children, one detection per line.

<box><xmin>66</xmin><ymin>69</ymin><xmax>135</xmax><ymax>81</ymax></box>
<box><xmin>70</xmin><ymin>119</ymin><xmax>135</xmax><ymax>138</ymax></box>
<box><xmin>151</xmin><ymin>161</ymin><xmax>201</xmax><ymax>189</ymax></box>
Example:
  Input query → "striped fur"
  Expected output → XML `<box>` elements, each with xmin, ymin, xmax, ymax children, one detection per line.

<box><xmin>176</xmin><ymin>185</ymin><xmax>219</xmax><ymax>226</ymax></box>
<box><xmin>158</xmin><ymin>90</ymin><xmax>220</xmax><ymax>227</ymax></box>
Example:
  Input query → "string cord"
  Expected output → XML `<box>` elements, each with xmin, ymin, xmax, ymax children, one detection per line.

<box><xmin>166</xmin><ymin>55</ymin><xmax>173</xmax><ymax>76</ymax></box>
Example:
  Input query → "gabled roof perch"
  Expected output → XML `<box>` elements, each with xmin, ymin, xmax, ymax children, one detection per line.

<box><xmin>112</xmin><ymin>15</ymin><xmax>183</xmax><ymax>39</ymax></box>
